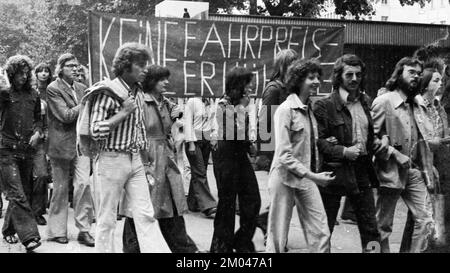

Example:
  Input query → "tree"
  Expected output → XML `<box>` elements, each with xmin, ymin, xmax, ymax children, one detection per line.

<box><xmin>210</xmin><ymin>0</ymin><xmax>432</xmax><ymax>19</ymax></box>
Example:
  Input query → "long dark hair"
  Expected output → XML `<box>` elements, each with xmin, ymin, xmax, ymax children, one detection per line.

<box><xmin>142</xmin><ymin>64</ymin><xmax>170</xmax><ymax>93</ymax></box>
<box><xmin>35</xmin><ymin>62</ymin><xmax>53</xmax><ymax>86</ymax></box>
<box><xmin>332</xmin><ymin>54</ymin><xmax>366</xmax><ymax>92</ymax></box>
<box><xmin>225</xmin><ymin>66</ymin><xmax>253</xmax><ymax>105</ymax></box>
<box><xmin>4</xmin><ymin>55</ymin><xmax>34</xmax><ymax>92</ymax></box>
<box><xmin>270</xmin><ymin>49</ymin><xmax>298</xmax><ymax>82</ymax></box>
<box><xmin>385</xmin><ymin>57</ymin><xmax>423</xmax><ymax>91</ymax></box>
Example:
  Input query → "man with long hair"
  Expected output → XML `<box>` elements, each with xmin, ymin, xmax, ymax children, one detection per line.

<box><xmin>313</xmin><ymin>54</ymin><xmax>381</xmax><ymax>252</ymax></box>
<box><xmin>372</xmin><ymin>57</ymin><xmax>435</xmax><ymax>252</ymax></box>
<box><xmin>0</xmin><ymin>55</ymin><xmax>42</xmax><ymax>252</ymax></box>
<box><xmin>78</xmin><ymin>42</ymin><xmax>169</xmax><ymax>252</ymax></box>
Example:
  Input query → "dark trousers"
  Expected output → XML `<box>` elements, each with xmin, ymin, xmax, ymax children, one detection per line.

<box><xmin>31</xmin><ymin>143</ymin><xmax>49</xmax><ymax>217</ymax></box>
<box><xmin>320</xmin><ymin>187</ymin><xmax>380</xmax><ymax>251</ymax></box>
<box><xmin>0</xmin><ymin>151</ymin><xmax>40</xmax><ymax>245</ymax></box>
<box><xmin>185</xmin><ymin>140</ymin><xmax>217</xmax><ymax>212</ymax></box>
<box><xmin>123</xmin><ymin>215</ymin><xmax>198</xmax><ymax>253</ymax></box>
<box><xmin>210</xmin><ymin>143</ymin><xmax>261</xmax><ymax>253</ymax></box>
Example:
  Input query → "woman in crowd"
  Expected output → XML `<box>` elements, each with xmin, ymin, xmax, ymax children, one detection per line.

<box><xmin>265</xmin><ymin>59</ymin><xmax>334</xmax><ymax>253</ymax></box>
<box><xmin>32</xmin><ymin>62</ymin><xmax>53</xmax><ymax>225</ymax></box>
<box><xmin>122</xmin><ymin>64</ymin><xmax>199</xmax><ymax>253</ymax></box>
<box><xmin>256</xmin><ymin>49</ymin><xmax>298</xmax><ymax>237</ymax></box>
<box><xmin>401</xmin><ymin>59</ymin><xmax>450</xmax><ymax>252</ymax></box>
<box><xmin>210</xmin><ymin>66</ymin><xmax>261</xmax><ymax>253</ymax></box>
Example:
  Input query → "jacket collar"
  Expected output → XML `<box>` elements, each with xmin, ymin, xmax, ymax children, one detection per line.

<box><xmin>332</xmin><ymin>88</ymin><xmax>369</xmax><ymax>111</ymax></box>
<box><xmin>286</xmin><ymin>93</ymin><xmax>308</xmax><ymax>111</ymax></box>
<box><xmin>57</xmin><ymin>78</ymin><xmax>78</xmax><ymax>103</ymax></box>
<box><xmin>392</xmin><ymin>90</ymin><xmax>426</xmax><ymax>109</ymax></box>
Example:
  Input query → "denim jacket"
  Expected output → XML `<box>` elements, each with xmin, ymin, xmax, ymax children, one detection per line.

<box><xmin>269</xmin><ymin>93</ymin><xmax>320</xmax><ymax>190</ymax></box>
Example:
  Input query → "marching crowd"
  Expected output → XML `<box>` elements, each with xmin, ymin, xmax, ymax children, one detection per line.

<box><xmin>0</xmin><ymin>41</ymin><xmax>449</xmax><ymax>253</ymax></box>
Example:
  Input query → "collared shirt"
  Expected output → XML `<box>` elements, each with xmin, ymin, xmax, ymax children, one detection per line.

<box><xmin>184</xmin><ymin>97</ymin><xmax>216</xmax><ymax>142</ymax></box>
<box><xmin>0</xmin><ymin>87</ymin><xmax>42</xmax><ymax>152</ymax></box>
<box><xmin>90</xmin><ymin>77</ymin><xmax>147</xmax><ymax>152</ymax></box>
<box><xmin>397</xmin><ymin>91</ymin><xmax>420</xmax><ymax>160</ymax></box>
<box><xmin>61</xmin><ymin>78</ymin><xmax>79</xmax><ymax>104</ymax></box>
<box><xmin>339</xmin><ymin>87</ymin><xmax>369</xmax><ymax>155</ymax></box>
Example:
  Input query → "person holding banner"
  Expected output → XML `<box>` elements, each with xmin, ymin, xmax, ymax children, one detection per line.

<box><xmin>122</xmin><ymin>64</ymin><xmax>199</xmax><ymax>253</ymax></box>
<box><xmin>80</xmin><ymin>42</ymin><xmax>169</xmax><ymax>253</ymax></box>
<box><xmin>210</xmin><ymin>66</ymin><xmax>261</xmax><ymax>253</ymax></box>
<box><xmin>265</xmin><ymin>59</ymin><xmax>334</xmax><ymax>253</ymax></box>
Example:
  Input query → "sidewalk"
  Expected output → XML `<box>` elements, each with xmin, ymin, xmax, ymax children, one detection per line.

<box><xmin>0</xmin><ymin>169</ymin><xmax>408</xmax><ymax>253</ymax></box>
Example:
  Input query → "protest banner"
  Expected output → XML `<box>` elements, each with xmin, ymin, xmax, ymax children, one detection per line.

<box><xmin>89</xmin><ymin>12</ymin><xmax>344</xmax><ymax>97</ymax></box>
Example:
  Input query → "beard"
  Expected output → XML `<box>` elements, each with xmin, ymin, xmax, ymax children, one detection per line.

<box><xmin>397</xmin><ymin>75</ymin><xmax>419</xmax><ymax>98</ymax></box>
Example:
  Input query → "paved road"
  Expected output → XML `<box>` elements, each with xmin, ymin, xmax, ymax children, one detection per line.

<box><xmin>0</xmin><ymin>169</ymin><xmax>408</xmax><ymax>253</ymax></box>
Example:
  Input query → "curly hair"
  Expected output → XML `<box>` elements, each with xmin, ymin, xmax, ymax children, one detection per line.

<box><xmin>35</xmin><ymin>62</ymin><xmax>53</xmax><ymax>86</ymax></box>
<box><xmin>142</xmin><ymin>64</ymin><xmax>170</xmax><ymax>93</ymax></box>
<box><xmin>271</xmin><ymin>49</ymin><xmax>298</xmax><ymax>82</ymax></box>
<box><xmin>112</xmin><ymin>42</ymin><xmax>150</xmax><ymax>77</ymax></box>
<box><xmin>55</xmin><ymin>53</ymin><xmax>77</xmax><ymax>78</ymax></box>
<box><xmin>385</xmin><ymin>57</ymin><xmax>423</xmax><ymax>91</ymax></box>
<box><xmin>4</xmin><ymin>55</ymin><xmax>34</xmax><ymax>91</ymax></box>
<box><xmin>225</xmin><ymin>66</ymin><xmax>253</xmax><ymax>105</ymax></box>
<box><xmin>286</xmin><ymin>59</ymin><xmax>322</xmax><ymax>95</ymax></box>
<box><xmin>331</xmin><ymin>54</ymin><xmax>366</xmax><ymax>91</ymax></box>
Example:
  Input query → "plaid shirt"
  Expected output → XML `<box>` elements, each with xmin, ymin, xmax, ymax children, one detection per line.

<box><xmin>90</xmin><ymin>78</ymin><xmax>147</xmax><ymax>152</ymax></box>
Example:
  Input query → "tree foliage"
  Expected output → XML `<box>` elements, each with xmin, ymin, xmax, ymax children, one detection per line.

<box><xmin>0</xmin><ymin>0</ymin><xmax>433</xmax><ymax>68</ymax></box>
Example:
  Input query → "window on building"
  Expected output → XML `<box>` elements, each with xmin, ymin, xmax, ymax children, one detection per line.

<box><xmin>381</xmin><ymin>16</ymin><xmax>389</xmax><ymax>21</ymax></box>
<box><xmin>381</xmin><ymin>0</ymin><xmax>388</xmax><ymax>4</ymax></box>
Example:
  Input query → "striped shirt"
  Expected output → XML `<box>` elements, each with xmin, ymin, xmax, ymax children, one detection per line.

<box><xmin>90</xmin><ymin>78</ymin><xmax>147</xmax><ymax>152</ymax></box>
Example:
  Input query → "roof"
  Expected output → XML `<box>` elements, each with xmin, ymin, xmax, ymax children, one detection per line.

<box><xmin>209</xmin><ymin>13</ymin><xmax>450</xmax><ymax>47</ymax></box>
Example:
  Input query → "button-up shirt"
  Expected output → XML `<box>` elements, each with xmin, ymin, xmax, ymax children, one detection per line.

<box><xmin>339</xmin><ymin>87</ymin><xmax>369</xmax><ymax>155</ymax></box>
<box><xmin>184</xmin><ymin>97</ymin><xmax>216</xmax><ymax>142</ymax></box>
<box><xmin>0</xmin><ymin>87</ymin><xmax>42</xmax><ymax>153</ymax></box>
<box><xmin>90</xmin><ymin>78</ymin><xmax>147</xmax><ymax>152</ymax></box>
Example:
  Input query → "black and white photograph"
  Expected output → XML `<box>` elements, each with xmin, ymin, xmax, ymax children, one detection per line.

<box><xmin>1</xmin><ymin>0</ymin><xmax>450</xmax><ymax>263</ymax></box>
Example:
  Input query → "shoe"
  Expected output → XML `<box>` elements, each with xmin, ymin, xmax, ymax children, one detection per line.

<box><xmin>202</xmin><ymin>207</ymin><xmax>217</xmax><ymax>219</ymax></box>
<box><xmin>48</xmin><ymin>237</ymin><xmax>69</xmax><ymax>244</ymax></box>
<box><xmin>77</xmin><ymin>232</ymin><xmax>95</xmax><ymax>247</ymax></box>
<box><xmin>36</xmin><ymin>215</ymin><xmax>47</xmax><ymax>226</ymax></box>
<box><xmin>25</xmin><ymin>238</ymin><xmax>41</xmax><ymax>253</ymax></box>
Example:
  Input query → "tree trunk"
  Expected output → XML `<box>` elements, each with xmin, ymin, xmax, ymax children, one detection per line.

<box><xmin>249</xmin><ymin>0</ymin><xmax>257</xmax><ymax>15</ymax></box>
